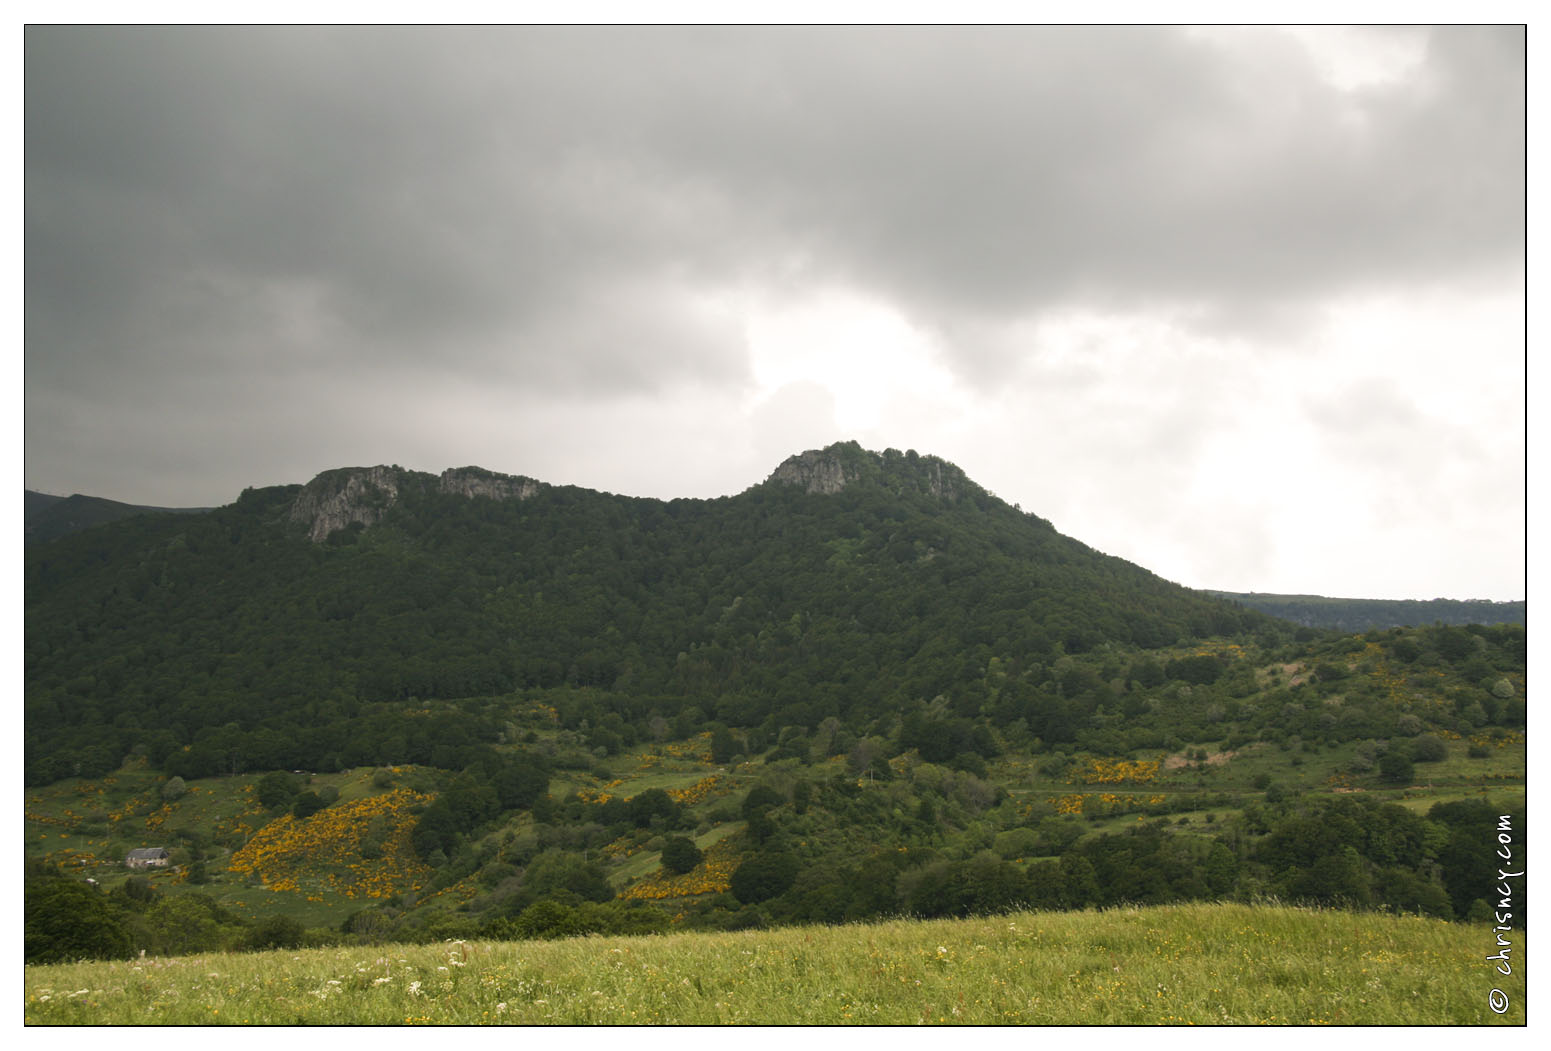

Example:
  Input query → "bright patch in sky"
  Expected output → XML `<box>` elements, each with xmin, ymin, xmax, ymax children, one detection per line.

<box><xmin>1277</xmin><ymin>25</ymin><xmax>1430</xmax><ymax>91</ymax></box>
<box><xmin>744</xmin><ymin>292</ymin><xmax>967</xmax><ymax>433</ymax></box>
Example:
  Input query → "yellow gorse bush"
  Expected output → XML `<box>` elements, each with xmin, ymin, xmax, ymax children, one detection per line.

<box><xmin>1078</xmin><ymin>758</ymin><xmax>1160</xmax><ymax>785</ymax></box>
<box><xmin>1052</xmin><ymin>794</ymin><xmax>1086</xmax><ymax>815</ymax></box>
<box><xmin>663</xmin><ymin>732</ymin><xmax>715</xmax><ymax>763</ymax></box>
<box><xmin>667</xmin><ymin>775</ymin><xmax>729</xmax><ymax>807</ymax></box>
<box><xmin>228</xmin><ymin>788</ymin><xmax>435</xmax><ymax>900</ymax></box>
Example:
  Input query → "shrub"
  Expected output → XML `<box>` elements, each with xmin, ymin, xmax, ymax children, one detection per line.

<box><xmin>256</xmin><ymin>771</ymin><xmax>301</xmax><ymax>810</ymax></box>
<box><xmin>661</xmin><ymin>836</ymin><xmax>704</xmax><ymax>875</ymax></box>
<box><xmin>291</xmin><ymin>792</ymin><xmax>327</xmax><ymax>819</ymax></box>
<box><xmin>1378</xmin><ymin>752</ymin><xmax>1414</xmax><ymax>785</ymax></box>
<box><xmin>24</xmin><ymin>879</ymin><xmax>133</xmax><ymax>964</ymax></box>
<box><xmin>246</xmin><ymin>915</ymin><xmax>306</xmax><ymax>951</ymax></box>
<box><xmin>730</xmin><ymin>851</ymin><xmax>800</xmax><ymax>904</ymax></box>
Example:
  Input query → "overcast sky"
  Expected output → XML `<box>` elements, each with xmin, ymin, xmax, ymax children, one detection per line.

<box><xmin>23</xmin><ymin>25</ymin><xmax>1525</xmax><ymax>600</ymax></box>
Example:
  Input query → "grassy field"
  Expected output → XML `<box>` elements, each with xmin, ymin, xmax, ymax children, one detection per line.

<box><xmin>23</xmin><ymin>902</ymin><xmax>1524</xmax><ymax>1026</ymax></box>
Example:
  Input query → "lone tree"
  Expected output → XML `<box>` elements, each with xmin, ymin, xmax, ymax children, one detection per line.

<box><xmin>660</xmin><ymin>836</ymin><xmax>703</xmax><ymax>875</ymax></box>
<box><xmin>1379</xmin><ymin>751</ymin><xmax>1415</xmax><ymax>785</ymax></box>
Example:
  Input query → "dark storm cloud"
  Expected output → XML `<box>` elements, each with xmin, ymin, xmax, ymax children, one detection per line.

<box><xmin>25</xmin><ymin>25</ymin><xmax>1523</xmax><ymax>505</ymax></box>
<box><xmin>26</xmin><ymin>27</ymin><xmax>749</xmax><ymax>394</ymax></box>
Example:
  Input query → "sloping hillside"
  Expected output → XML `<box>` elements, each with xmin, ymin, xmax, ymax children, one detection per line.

<box><xmin>25</xmin><ymin>442</ymin><xmax>1270</xmax><ymax>783</ymax></box>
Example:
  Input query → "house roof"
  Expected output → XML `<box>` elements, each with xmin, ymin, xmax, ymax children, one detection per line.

<box><xmin>126</xmin><ymin>847</ymin><xmax>169</xmax><ymax>859</ymax></box>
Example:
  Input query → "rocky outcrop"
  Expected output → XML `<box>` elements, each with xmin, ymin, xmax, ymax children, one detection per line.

<box><xmin>437</xmin><ymin>467</ymin><xmax>540</xmax><ymax>502</ymax></box>
<box><xmin>288</xmin><ymin>466</ymin><xmax>407</xmax><ymax>543</ymax></box>
<box><xmin>289</xmin><ymin>464</ymin><xmax>543</xmax><ymax>542</ymax></box>
<box><xmin>913</xmin><ymin>457</ymin><xmax>967</xmax><ymax>502</ymax></box>
<box><xmin>767</xmin><ymin>447</ymin><xmax>857</xmax><ymax>494</ymax></box>
<box><xmin>765</xmin><ymin>442</ymin><xmax>978</xmax><ymax>503</ymax></box>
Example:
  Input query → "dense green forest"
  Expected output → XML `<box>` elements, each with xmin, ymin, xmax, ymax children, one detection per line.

<box><xmin>24</xmin><ymin>443</ymin><xmax>1527</xmax><ymax>962</ymax></box>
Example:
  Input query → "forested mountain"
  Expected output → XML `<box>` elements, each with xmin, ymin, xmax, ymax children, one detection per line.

<box><xmin>1210</xmin><ymin>592</ymin><xmax>1525</xmax><ymax>632</ymax></box>
<box><xmin>26</xmin><ymin>442</ymin><xmax>1270</xmax><ymax>784</ymax></box>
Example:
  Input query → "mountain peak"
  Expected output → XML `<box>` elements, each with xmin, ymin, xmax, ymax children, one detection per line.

<box><xmin>765</xmin><ymin>442</ymin><xmax>980</xmax><ymax>503</ymax></box>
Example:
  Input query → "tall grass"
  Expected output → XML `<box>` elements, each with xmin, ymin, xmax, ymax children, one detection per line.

<box><xmin>24</xmin><ymin>902</ymin><xmax>1522</xmax><ymax>1025</ymax></box>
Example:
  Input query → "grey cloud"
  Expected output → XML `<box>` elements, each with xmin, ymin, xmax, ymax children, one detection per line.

<box><xmin>28</xmin><ymin>27</ymin><xmax>1521</xmax><ymax>378</ymax></box>
<box><xmin>24</xmin><ymin>25</ymin><xmax>1524</xmax><ymax>524</ymax></box>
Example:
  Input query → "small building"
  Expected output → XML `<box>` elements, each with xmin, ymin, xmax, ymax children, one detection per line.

<box><xmin>125</xmin><ymin>847</ymin><xmax>170</xmax><ymax>869</ymax></box>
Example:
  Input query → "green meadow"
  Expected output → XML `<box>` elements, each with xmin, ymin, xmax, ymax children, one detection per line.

<box><xmin>24</xmin><ymin>902</ymin><xmax>1524</xmax><ymax>1026</ymax></box>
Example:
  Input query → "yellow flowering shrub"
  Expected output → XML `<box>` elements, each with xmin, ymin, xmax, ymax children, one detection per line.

<box><xmin>664</xmin><ymin>732</ymin><xmax>715</xmax><ymax>763</ymax></box>
<box><xmin>1052</xmin><ymin>794</ymin><xmax>1086</xmax><ymax>815</ymax></box>
<box><xmin>1078</xmin><ymin>758</ymin><xmax>1159</xmax><ymax>785</ymax></box>
<box><xmin>228</xmin><ymin>788</ymin><xmax>435</xmax><ymax>900</ymax></box>
<box><xmin>668</xmin><ymin>775</ymin><xmax>729</xmax><ymax>807</ymax></box>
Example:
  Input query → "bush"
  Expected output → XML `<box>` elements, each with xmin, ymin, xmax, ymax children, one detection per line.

<box><xmin>730</xmin><ymin>851</ymin><xmax>800</xmax><ymax>904</ymax></box>
<box><xmin>256</xmin><ymin>771</ymin><xmax>301</xmax><ymax>810</ymax></box>
<box><xmin>291</xmin><ymin>792</ymin><xmax>327</xmax><ymax>819</ymax></box>
<box><xmin>1378</xmin><ymin>752</ymin><xmax>1415</xmax><ymax>785</ymax></box>
<box><xmin>25</xmin><ymin>879</ymin><xmax>133</xmax><ymax>964</ymax></box>
<box><xmin>1411</xmin><ymin>735</ymin><xmax>1447</xmax><ymax>763</ymax></box>
<box><xmin>246</xmin><ymin>915</ymin><xmax>306</xmax><ymax>951</ymax></box>
<box><xmin>627</xmin><ymin>788</ymin><xmax>680</xmax><ymax>829</ymax></box>
<box><xmin>161</xmin><ymin>776</ymin><xmax>188</xmax><ymax>802</ymax></box>
<box><xmin>660</xmin><ymin>836</ymin><xmax>704</xmax><ymax>875</ymax></box>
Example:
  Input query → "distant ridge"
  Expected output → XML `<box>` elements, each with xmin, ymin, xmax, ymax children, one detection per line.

<box><xmin>1211</xmin><ymin>591</ymin><xmax>1525</xmax><ymax>630</ymax></box>
<box><xmin>24</xmin><ymin>490</ymin><xmax>212</xmax><ymax>545</ymax></box>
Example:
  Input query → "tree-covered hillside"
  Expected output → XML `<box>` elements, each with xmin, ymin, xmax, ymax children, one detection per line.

<box><xmin>25</xmin><ymin>443</ymin><xmax>1269</xmax><ymax>785</ymax></box>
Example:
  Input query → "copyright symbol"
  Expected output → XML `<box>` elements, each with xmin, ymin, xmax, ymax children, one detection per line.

<box><xmin>1489</xmin><ymin>989</ymin><xmax>1509</xmax><ymax>1014</ymax></box>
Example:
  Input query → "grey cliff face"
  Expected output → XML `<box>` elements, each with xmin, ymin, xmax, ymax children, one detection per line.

<box><xmin>288</xmin><ymin>465</ymin><xmax>406</xmax><ymax>543</ymax></box>
<box><xmin>437</xmin><ymin>468</ymin><xmax>541</xmax><ymax>503</ymax></box>
<box><xmin>767</xmin><ymin>448</ymin><xmax>854</xmax><ymax>494</ymax></box>
<box><xmin>289</xmin><ymin>465</ymin><xmax>542</xmax><ymax>541</ymax></box>
<box><xmin>916</xmin><ymin>459</ymin><xmax>964</xmax><ymax>502</ymax></box>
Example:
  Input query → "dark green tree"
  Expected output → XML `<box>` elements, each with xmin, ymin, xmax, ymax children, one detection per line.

<box><xmin>731</xmin><ymin>850</ymin><xmax>800</xmax><ymax>905</ymax></box>
<box><xmin>1379</xmin><ymin>751</ymin><xmax>1415</xmax><ymax>785</ymax></box>
<box><xmin>25</xmin><ymin>879</ymin><xmax>133</xmax><ymax>964</ymax></box>
<box><xmin>660</xmin><ymin>836</ymin><xmax>704</xmax><ymax>875</ymax></box>
<box><xmin>246</xmin><ymin>914</ymin><xmax>306</xmax><ymax>951</ymax></box>
<box><xmin>256</xmin><ymin>771</ymin><xmax>301</xmax><ymax>810</ymax></box>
